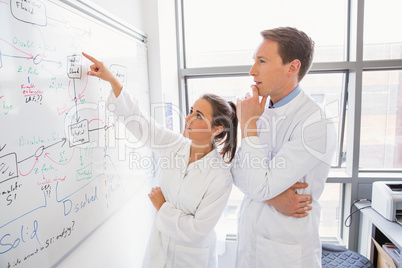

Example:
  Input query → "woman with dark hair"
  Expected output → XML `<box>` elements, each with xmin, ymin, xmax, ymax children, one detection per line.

<box><xmin>83</xmin><ymin>52</ymin><xmax>237</xmax><ymax>268</ymax></box>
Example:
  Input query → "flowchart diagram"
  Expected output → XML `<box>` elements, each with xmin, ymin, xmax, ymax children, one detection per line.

<box><xmin>0</xmin><ymin>0</ymin><xmax>152</xmax><ymax>267</ymax></box>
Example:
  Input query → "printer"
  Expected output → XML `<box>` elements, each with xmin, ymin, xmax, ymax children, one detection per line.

<box><xmin>372</xmin><ymin>181</ymin><xmax>402</xmax><ymax>224</ymax></box>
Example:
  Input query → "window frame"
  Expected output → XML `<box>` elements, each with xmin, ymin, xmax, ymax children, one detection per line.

<box><xmin>175</xmin><ymin>0</ymin><xmax>402</xmax><ymax>251</ymax></box>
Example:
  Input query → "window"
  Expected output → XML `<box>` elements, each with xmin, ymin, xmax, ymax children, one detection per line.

<box><xmin>182</xmin><ymin>0</ymin><xmax>348</xmax><ymax>68</ymax></box>
<box><xmin>177</xmin><ymin>0</ymin><xmax>402</xmax><ymax>249</ymax></box>
<box><xmin>363</xmin><ymin>0</ymin><xmax>402</xmax><ymax>60</ymax></box>
<box><xmin>360</xmin><ymin>70</ymin><xmax>402</xmax><ymax>169</ymax></box>
<box><xmin>186</xmin><ymin>76</ymin><xmax>252</xmax><ymax>105</ymax></box>
<box><xmin>300</xmin><ymin>73</ymin><xmax>346</xmax><ymax>167</ymax></box>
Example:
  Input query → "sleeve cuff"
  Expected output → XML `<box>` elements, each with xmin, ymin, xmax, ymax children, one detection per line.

<box><xmin>154</xmin><ymin>202</ymin><xmax>169</xmax><ymax>225</ymax></box>
<box><xmin>106</xmin><ymin>89</ymin><xmax>118</xmax><ymax>107</ymax></box>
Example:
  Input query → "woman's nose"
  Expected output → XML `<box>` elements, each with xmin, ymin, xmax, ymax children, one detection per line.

<box><xmin>185</xmin><ymin>113</ymin><xmax>192</xmax><ymax>123</ymax></box>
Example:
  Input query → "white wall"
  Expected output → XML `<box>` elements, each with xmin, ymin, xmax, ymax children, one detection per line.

<box><xmin>53</xmin><ymin>1</ymin><xmax>181</xmax><ymax>267</ymax></box>
<box><xmin>141</xmin><ymin>0</ymin><xmax>181</xmax><ymax>129</ymax></box>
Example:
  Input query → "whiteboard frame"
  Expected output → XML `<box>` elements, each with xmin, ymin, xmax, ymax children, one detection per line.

<box><xmin>54</xmin><ymin>0</ymin><xmax>147</xmax><ymax>42</ymax></box>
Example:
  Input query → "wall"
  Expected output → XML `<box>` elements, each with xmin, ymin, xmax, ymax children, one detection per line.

<box><xmin>142</xmin><ymin>0</ymin><xmax>181</xmax><ymax>130</ymax></box>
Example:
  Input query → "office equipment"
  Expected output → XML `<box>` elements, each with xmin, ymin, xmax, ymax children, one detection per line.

<box><xmin>0</xmin><ymin>0</ymin><xmax>152</xmax><ymax>267</ymax></box>
<box><xmin>372</xmin><ymin>181</ymin><xmax>402</xmax><ymax>222</ymax></box>
<box><xmin>356</xmin><ymin>201</ymin><xmax>402</xmax><ymax>268</ymax></box>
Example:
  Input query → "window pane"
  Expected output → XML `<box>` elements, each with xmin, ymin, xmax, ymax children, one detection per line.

<box><xmin>318</xmin><ymin>183</ymin><xmax>342</xmax><ymax>239</ymax></box>
<box><xmin>364</xmin><ymin>0</ymin><xmax>402</xmax><ymax>60</ymax></box>
<box><xmin>215</xmin><ymin>186</ymin><xmax>244</xmax><ymax>237</ymax></box>
<box><xmin>300</xmin><ymin>73</ymin><xmax>345</xmax><ymax>167</ymax></box>
<box><xmin>183</xmin><ymin>0</ymin><xmax>347</xmax><ymax>68</ymax></box>
<box><xmin>187</xmin><ymin>76</ymin><xmax>253</xmax><ymax>104</ymax></box>
<box><xmin>360</xmin><ymin>70</ymin><xmax>402</xmax><ymax>169</ymax></box>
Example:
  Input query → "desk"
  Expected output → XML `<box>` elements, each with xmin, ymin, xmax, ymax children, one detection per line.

<box><xmin>356</xmin><ymin>201</ymin><xmax>402</xmax><ymax>268</ymax></box>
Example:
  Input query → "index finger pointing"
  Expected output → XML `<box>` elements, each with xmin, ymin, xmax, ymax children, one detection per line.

<box><xmin>82</xmin><ymin>52</ymin><xmax>100</xmax><ymax>64</ymax></box>
<box><xmin>251</xmin><ymin>85</ymin><xmax>260</xmax><ymax>98</ymax></box>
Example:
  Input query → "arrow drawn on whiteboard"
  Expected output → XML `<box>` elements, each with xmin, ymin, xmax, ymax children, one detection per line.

<box><xmin>40</xmin><ymin>58</ymin><xmax>62</xmax><ymax>68</ymax></box>
<box><xmin>89</xmin><ymin>123</ymin><xmax>114</xmax><ymax>132</ymax></box>
<box><xmin>17</xmin><ymin>137</ymin><xmax>67</xmax><ymax>164</ymax></box>
<box><xmin>73</xmin><ymin>79</ymin><xmax>80</xmax><ymax>123</ymax></box>
<box><xmin>43</xmin><ymin>149</ymin><xmax>74</xmax><ymax>166</ymax></box>
<box><xmin>77</xmin><ymin>74</ymin><xmax>89</xmax><ymax>99</ymax></box>
<box><xmin>19</xmin><ymin>157</ymin><xmax>39</xmax><ymax>176</ymax></box>
<box><xmin>68</xmin><ymin>80</ymin><xmax>74</xmax><ymax>101</ymax></box>
<box><xmin>0</xmin><ymin>38</ymin><xmax>34</xmax><ymax>59</ymax></box>
<box><xmin>89</xmin><ymin>118</ymin><xmax>104</xmax><ymax>125</ymax></box>
<box><xmin>44</xmin><ymin>137</ymin><xmax>67</xmax><ymax>150</ymax></box>
<box><xmin>1</xmin><ymin>54</ymin><xmax>34</xmax><ymax>60</ymax></box>
<box><xmin>2</xmin><ymin>53</ymin><xmax>62</xmax><ymax>68</ymax></box>
<box><xmin>0</xmin><ymin>143</ymin><xmax>6</xmax><ymax>152</ymax></box>
<box><xmin>43</xmin><ymin>59</ymin><xmax>62</xmax><ymax>68</ymax></box>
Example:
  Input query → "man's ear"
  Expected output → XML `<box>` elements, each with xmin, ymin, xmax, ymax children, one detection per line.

<box><xmin>288</xmin><ymin>59</ymin><xmax>301</xmax><ymax>76</ymax></box>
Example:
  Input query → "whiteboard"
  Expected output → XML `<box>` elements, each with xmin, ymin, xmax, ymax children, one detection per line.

<box><xmin>0</xmin><ymin>0</ymin><xmax>153</xmax><ymax>267</ymax></box>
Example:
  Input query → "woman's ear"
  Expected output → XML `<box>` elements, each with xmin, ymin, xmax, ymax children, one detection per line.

<box><xmin>213</xmin><ymin>126</ymin><xmax>224</xmax><ymax>137</ymax></box>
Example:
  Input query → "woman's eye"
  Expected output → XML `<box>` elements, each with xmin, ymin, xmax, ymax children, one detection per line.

<box><xmin>196</xmin><ymin>114</ymin><xmax>202</xmax><ymax>119</ymax></box>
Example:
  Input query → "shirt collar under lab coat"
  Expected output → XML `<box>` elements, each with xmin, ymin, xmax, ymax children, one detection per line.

<box><xmin>269</xmin><ymin>84</ymin><xmax>301</xmax><ymax>109</ymax></box>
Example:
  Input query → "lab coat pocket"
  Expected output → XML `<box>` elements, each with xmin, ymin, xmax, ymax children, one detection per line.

<box><xmin>256</xmin><ymin>235</ymin><xmax>302</xmax><ymax>268</ymax></box>
<box><xmin>173</xmin><ymin>244</ymin><xmax>209</xmax><ymax>268</ymax></box>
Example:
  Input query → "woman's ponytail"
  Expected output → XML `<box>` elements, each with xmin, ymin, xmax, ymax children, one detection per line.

<box><xmin>223</xmin><ymin>101</ymin><xmax>238</xmax><ymax>163</ymax></box>
<box><xmin>201</xmin><ymin>94</ymin><xmax>238</xmax><ymax>163</ymax></box>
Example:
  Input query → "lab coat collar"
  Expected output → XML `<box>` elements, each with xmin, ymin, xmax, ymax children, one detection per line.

<box><xmin>180</xmin><ymin>142</ymin><xmax>222</xmax><ymax>174</ymax></box>
<box><xmin>176</xmin><ymin>139</ymin><xmax>225</xmax><ymax>174</ymax></box>
<box><xmin>192</xmin><ymin>148</ymin><xmax>221</xmax><ymax>174</ymax></box>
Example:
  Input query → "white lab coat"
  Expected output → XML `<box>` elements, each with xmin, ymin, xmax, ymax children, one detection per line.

<box><xmin>231</xmin><ymin>89</ymin><xmax>337</xmax><ymax>268</ymax></box>
<box><xmin>107</xmin><ymin>90</ymin><xmax>232</xmax><ymax>268</ymax></box>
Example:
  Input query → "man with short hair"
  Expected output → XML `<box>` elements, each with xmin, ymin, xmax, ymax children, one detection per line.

<box><xmin>232</xmin><ymin>27</ymin><xmax>337</xmax><ymax>268</ymax></box>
